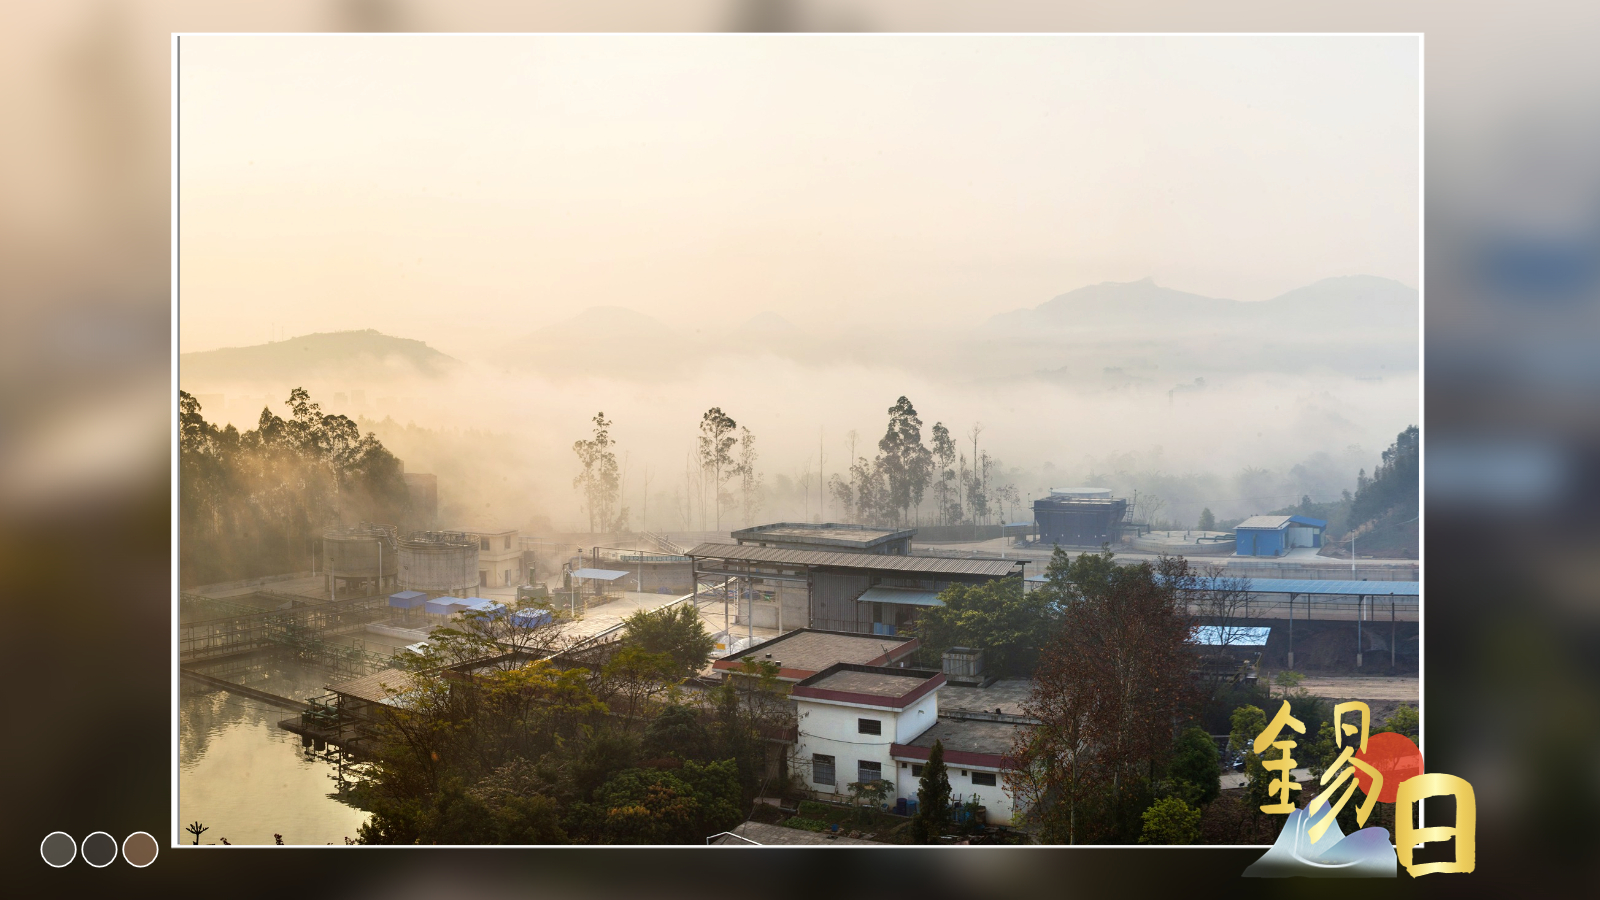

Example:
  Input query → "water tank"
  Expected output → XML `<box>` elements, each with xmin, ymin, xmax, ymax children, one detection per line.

<box><xmin>324</xmin><ymin>523</ymin><xmax>398</xmax><ymax>582</ymax></box>
<box><xmin>398</xmin><ymin>530</ymin><xmax>480</xmax><ymax>594</ymax></box>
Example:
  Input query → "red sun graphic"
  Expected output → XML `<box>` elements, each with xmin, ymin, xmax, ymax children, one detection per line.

<box><xmin>1354</xmin><ymin>731</ymin><xmax>1424</xmax><ymax>804</ymax></box>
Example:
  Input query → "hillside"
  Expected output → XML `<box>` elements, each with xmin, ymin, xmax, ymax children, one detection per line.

<box><xmin>181</xmin><ymin>330</ymin><xmax>460</xmax><ymax>383</ymax></box>
<box><xmin>984</xmin><ymin>275</ymin><xmax>1417</xmax><ymax>335</ymax></box>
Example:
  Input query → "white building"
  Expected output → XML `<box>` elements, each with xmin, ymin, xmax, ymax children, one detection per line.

<box><xmin>790</xmin><ymin>663</ymin><xmax>1029</xmax><ymax>826</ymax></box>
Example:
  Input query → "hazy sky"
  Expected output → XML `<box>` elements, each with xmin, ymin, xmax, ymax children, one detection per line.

<box><xmin>180</xmin><ymin>34</ymin><xmax>1418</xmax><ymax>355</ymax></box>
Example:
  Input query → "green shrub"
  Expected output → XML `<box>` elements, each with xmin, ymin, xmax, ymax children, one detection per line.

<box><xmin>782</xmin><ymin>817</ymin><xmax>830</xmax><ymax>832</ymax></box>
<box><xmin>797</xmin><ymin>800</ymin><xmax>840</xmax><ymax>821</ymax></box>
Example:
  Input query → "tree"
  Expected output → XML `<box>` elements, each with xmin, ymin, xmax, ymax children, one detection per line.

<box><xmin>1139</xmin><ymin>796</ymin><xmax>1202</xmax><ymax>844</ymax></box>
<box><xmin>913</xmin><ymin>575</ymin><xmax>1055</xmax><ymax>677</ymax></box>
<box><xmin>1198</xmin><ymin>508</ymin><xmax>1216</xmax><ymax>531</ymax></box>
<box><xmin>569</xmin><ymin>760</ymin><xmax>743</xmax><ymax>844</ymax></box>
<box><xmin>1377</xmin><ymin>704</ymin><xmax>1419</xmax><ymax>739</ymax></box>
<box><xmin>1350</xmin><ymin>425</ymin><xmax>1419</xmax><ymax>527</ymax></box>
<box><xmin>1008</xmin><ymin>551</ymin><xmax>1200</xmax><ymax>843</ymax></box>
<box><xmin>734</xmin><ymin>426</ymin><xmax>763</xmax><ymax>527</ymax></box>
<box><xmin>877</xmin><ymin>396</ymin><xmax>933</xmax><ymax>526</ymax></box>
<box><xmin>1273</xmin><ymin>670</ymin><xmax>1306</xmax><ymax>699</ymax></box>
<box><xmin>911</xmin><ymin>740</ymin><xmax>952</xmax><ymax>843</ymax></box>
<box><xmin>1166</xmin><ymin>726</ymin><xmax>1221</xmax><ymax>806</ymax></box>
<box><xmin>697</xmin><ymin>408</ymin><xmax>739</xmax><ymax>530</ymax></box>
<box><xmin>621</xmin><ymin>602</ymin><xmax>716</xmax><ymax>681</ymax></box>
<box><xmin>1185</xmin><ymin>565</ymin><xmax>1256</xmax><ymax>669</ymax></box>
<box><xmin>178</xmin><ymin>388</ymin><xmax>410</xmax><ymax>586</ymax></box>
<box><xmin>573</xmin><ymin>412</ymin><xmax>625</xmax><ymax>532</ymax></box>
<box><xmin>600</xmin><ymin>646</ymin><xmax>681</xmax><ymax>726</ymax></box>
<box><xmin>930</xmin><ymin>422</ymin><xmax>958</xmax><ymax>525</ymax></box>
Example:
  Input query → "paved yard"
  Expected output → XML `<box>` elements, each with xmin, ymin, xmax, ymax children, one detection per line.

<box><xmin>1289</xmin><ymin>675</ymin><xmax>1419</xmax><ymax>703</ymax></box>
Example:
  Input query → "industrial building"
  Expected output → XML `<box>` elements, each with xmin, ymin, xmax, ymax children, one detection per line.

<box><xmin>687</xmin><ymin>541</ymin><xmax>1025</xmax><ymax>636</ymax></box>
<box><xmin>323</xmin><ymin>523</ymin><xmax>398</xmax><ymax>600</ymax></box>
<box><xmin>1031</xmin><ymin>488</ymin><xmax>1129</xmax><ymax>547</ymax></box>
<box><xmin>790</xmin><ymin>662</ymin><xmax>1027</xmax><ymax>825</ymax></box>
<box><xmin>1233</xmin><ymin>515</ymin><xmax>1327</xmax><ymax>557</ymax></box>
<box><xmin>452</xmin><ymin>526</ymin><xmax>523</xmax><ymax>588</ymax></box>
<box><xmin>397</xmin><ymin>530</ymin><xmax>480</xmax><ymax>597</ymax></box>
<box><xmin>730</xmin><ymin>522</ymin><xmax>915</xmax><ymax>556</ymax></box>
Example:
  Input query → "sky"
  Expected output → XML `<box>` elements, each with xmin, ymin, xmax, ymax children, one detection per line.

<box><xmin>178</xmin><ymin>33</ymin><xmax>1419</xmax><ymax>356</ymax></box>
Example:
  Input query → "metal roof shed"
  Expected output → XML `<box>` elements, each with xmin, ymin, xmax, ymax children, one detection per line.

<box><xmin>388</xmin><ymin>590</ymin><xmax>427</xmax><ymax>609</ymax></box>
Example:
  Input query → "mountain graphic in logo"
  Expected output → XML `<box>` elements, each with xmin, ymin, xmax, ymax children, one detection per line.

<box><xmin>1243</xmin><ymin>807</ymin><xmax>1397</xmax><ymax>878</ymax></box>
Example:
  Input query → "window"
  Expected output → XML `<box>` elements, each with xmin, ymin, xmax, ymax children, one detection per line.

<box><xmin>812</xmin><ymin>754</ymin><xmax>835</xmax><ymax>786</ymax></box>
<box><xmin>504</xmin><ymin>536</ymin><xmax>512</xmax><ymax>549</ymax></box>
<box><xmin>857</xmin><ymin>718</ymin><xmax>882</xmax><ymax>736</ymax></box>
<box><xmin>857</xmin><ymin>760</ymin><xmax>881</xmax><ymax>784</ymax></box>
<box><xmin>971</xmin><ymin>772</ymin><xmax>997</xmax><ymax>787</ymax></box>
<box><xmin>479</xmin><ymin>571</ymin><xmax>488</xmax><ymax>586</ymax></box>
<box><xmin>912</xmin><ymin>764</ymin><xmax>925</xmax><ymax>778</ymax></box>
<box><xmin>480</xmin><ymin>538</ymin><xmax>490</xmax><ymax>551</ymax></box>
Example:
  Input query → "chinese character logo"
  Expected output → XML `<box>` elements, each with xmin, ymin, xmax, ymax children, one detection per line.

<box><xmin>1242</xmin><ymin>701</ymin><xmax>1473</xmax><ymax>879</ymax></box>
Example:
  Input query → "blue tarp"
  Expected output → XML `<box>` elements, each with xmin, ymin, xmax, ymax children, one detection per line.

<box><xmin>509</xmin><ymin>609</ymin><xmax>552</xmax><ymax>629</ymax></box>
<box><xmin>388</xmin><ymin>590</ymin><xmax>427</xmax><ymax>609</ymax></box>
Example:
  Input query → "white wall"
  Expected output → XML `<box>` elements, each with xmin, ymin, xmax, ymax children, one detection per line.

<box><xmin>795</xmin><ymin>699</ymin><xmax>906</xmax><ymax>796</ymax></box>
<box><xmin>892</xmin><ymin>758</ymin><xmax>1018</xmax><ymax>826</ymax></box>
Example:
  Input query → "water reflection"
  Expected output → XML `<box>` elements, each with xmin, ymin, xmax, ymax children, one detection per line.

<box><xmin>179</xmin><ymin>651</ymin><xmax>371</xmax><ymax>845</ymax></box>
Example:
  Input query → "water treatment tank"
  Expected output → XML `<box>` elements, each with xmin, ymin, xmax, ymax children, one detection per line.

<box><xmin>397</xmin><ymin>530</ymin><xmax>481</xmax><ymax>595</ymax></box>
<box><xmin>324</xmin><ymin>523</ymin><xmax>398</xmax><ymax>595</ymax></box>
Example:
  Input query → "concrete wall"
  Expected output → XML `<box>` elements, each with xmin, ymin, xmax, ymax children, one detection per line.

<box><xmin>796</xmin><ymin>697</ymin><xmax>936</xmax><ymax>796</ymax></box>
<box><xmin>892</xmin><ymin>758</ymin><xmax>1017</xmax><ymax>826</ymax></box>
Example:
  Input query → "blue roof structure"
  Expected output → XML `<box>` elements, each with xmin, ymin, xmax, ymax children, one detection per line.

<box><xmin>857</xmin><ymin>586</ymin><xmax>943</xmax><ymax>607</ymax></box>
<box><xmin>1175</xmin><ymin>576</ymin><xmax>1418</xmax><ymax>597</ymax></box>
<box><xmin>1027</xmin><ymin>573</ymin><xmax>1418</xmax><ymax>597</ymax></box>
<box><xmin>1190</xmin><ymin>626</ymin><xmax>1272</xmax><ymax>646</ymax></box>
<box><xmin>388</xmin><ymin>590</ymin><xmax>427</xmax><ymax>609</ymax></box>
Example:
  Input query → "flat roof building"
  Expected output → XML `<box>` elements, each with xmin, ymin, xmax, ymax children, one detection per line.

<box><xmin>711</xmin><ymin>628</ymin><xmax>920</xmax><ymax>683</ymax></box>
<box><xmin>688</xmin><ymin>542</ymin><xmax>1026</xmax><ymax>637</ymax></box>
<box><xmin>731</xmin><ymin>522</ymin><xmax>915</xmax><ymax>556</ymax></box>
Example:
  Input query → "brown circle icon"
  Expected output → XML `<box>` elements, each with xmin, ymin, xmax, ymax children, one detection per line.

<box><xmin>122</xmin><ymin>832</ymin><xmax>159</xmax><ymax>867</ymax></box>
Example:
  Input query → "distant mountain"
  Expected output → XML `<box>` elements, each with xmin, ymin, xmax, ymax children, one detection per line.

<box><xmin>984</xmin><ymin>275</ymin><xmax>1417</xmax><ymax>335</ymax></box>
<box><xmin>502</xmin><ymin>306</ymin><xmax>688</xmax><ymax>376</ymax></box>
<box><xmin>180</xmin><ymin>330</ymin><xmax>460</xmax><ymax>383</ymax></box>
<box><xmin>1259</xmin><ymin>274</ymin><xmax>1419</xmax><ymax>324</ymax></box>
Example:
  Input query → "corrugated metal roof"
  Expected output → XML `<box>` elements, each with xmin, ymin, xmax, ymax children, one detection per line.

<box><xmin>1178</xmin><ymin>576</ymin><xmax>1419</xmax><ymax>597</ymax></box>
<box><xmin>1236</xmin><ymin>515</ymin><xmax>1328</xmax><ymax>530</ymax></box>
<box><xmin>573</xmin><ymin>567</ymin><xmax>630</xmax><ymax>581</ymax></box>
<box><xmin>327</xmin><ymin>667</ymin><xmax>420</xmax><ymax>705</ymax></box>
<box><xmin>858</xmin><ymin>586</ymin><xmax>944</xmax><ymax>607</ymax></box>
<box><xmin>686</xmin><ymin>542</ymin><xmax>1022</xmax><ymax>577</ymax></box>
<box><xmin>1028</xmin><ymin>573</ymin><xmax>1419</xmax><ymax>597</ymax></box>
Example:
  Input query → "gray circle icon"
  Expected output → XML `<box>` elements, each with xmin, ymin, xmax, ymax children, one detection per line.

<box><xmin>82</xmin><ymin>831</ymin><xmax>117</xmax><ymax>867</ymax></box>
<box><xmin>41</xmin><ymin>832</ymin><xmax>76</xmax><ymax>867</ymax></box>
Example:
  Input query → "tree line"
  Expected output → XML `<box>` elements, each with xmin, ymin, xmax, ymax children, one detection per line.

<box><xmin>178</xmin><ymin>388</ymin><xmax>411</xmax><ymax>586</ymax></box>
<box><xmin>352</xmin><ymin>602</ymin><xmax>790</xmax><ymax>844</ymax></box>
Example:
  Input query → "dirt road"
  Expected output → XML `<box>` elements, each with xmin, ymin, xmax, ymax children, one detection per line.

<box><xmin>1291</xmin><ymin>675</ymin><xmax>1419</xmax><ymax>702</ymax></box>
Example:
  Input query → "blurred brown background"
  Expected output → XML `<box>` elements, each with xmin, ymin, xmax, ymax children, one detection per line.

<box><xmin>3</xmin><ymin>0</ymin><xmax>1596</xmax><ymax>893</ymax></box>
